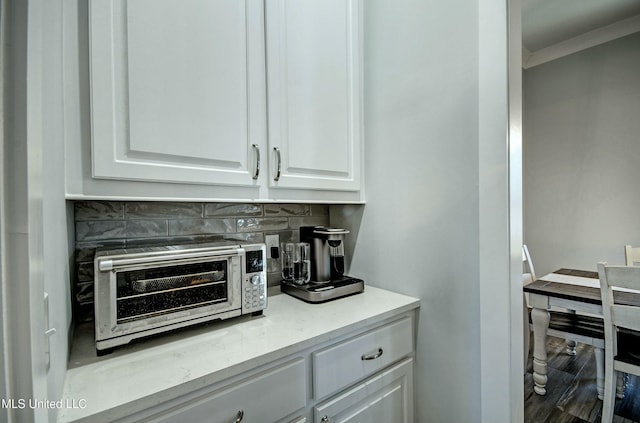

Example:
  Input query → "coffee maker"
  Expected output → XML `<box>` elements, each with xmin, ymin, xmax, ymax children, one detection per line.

<box><xmin>280</xmin><ymin>226</ymin><xmax>364</xmax><ymax>303</ymax></box>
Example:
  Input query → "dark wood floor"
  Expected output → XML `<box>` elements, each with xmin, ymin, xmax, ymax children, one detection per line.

<box><xmin>525</xmin><ymin>335</ymin><xmax>640</xmax><ymax>423</ymax></box>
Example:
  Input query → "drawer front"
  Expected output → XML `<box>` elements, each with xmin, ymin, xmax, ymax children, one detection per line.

<box><xmin>313</xmin><ymin>317</ymin><xmax>413</xmax><ymax>399</ymax></box>
<box><xmin>148</xmin><ymin>358</ymin><xmax>306</xmax><ymax>423</ymax></box>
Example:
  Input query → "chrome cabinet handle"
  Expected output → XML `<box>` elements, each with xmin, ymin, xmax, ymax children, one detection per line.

<box><xmin>361</xmin><ymin>347</ymin><xmax>384</xmax><ymax>361</ymax></box>
<box><xmin>252</xmin><ymin>144</ymin><xmax>260</xmax><ymax>180</ymax></box>
<box><xmin>234</xmin><ymin>409</ymin><xmax>244</xmax><ymax>422</ymax></box>
<box><xmin>273</xmin><ymin>147</ymin><xmax>281</xmax><ymax>181</ymax></box>
<box><xmin>321</xmin><ymin>416</ymin><xmax>330</xmax><ymax>423</ymax></box>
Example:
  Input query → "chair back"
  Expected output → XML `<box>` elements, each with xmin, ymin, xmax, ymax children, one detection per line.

<box><xmin>598</xmin><ymin>263</ymin><xmax>640</xmax><ymax>334</ymax></box>
<box><xmin>523</xmin><ymin>245</ymin><xmax>536</xmax><ymax>285</ymax></box>
<box><xmin>598</xmin><ymin>262</ymin><xmax>640</xmax><ymax>423</ymax></box>
<box><xmin>625</xmin><ymin>245</ymin><xmax>640</xmax><ymax>266</ymax></box>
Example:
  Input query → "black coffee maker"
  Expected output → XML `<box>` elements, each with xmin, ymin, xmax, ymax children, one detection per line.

<box><xmin>280</xmin><ymin>226</ymin><xmax>364</xmax><ymax>303</ymax></box>
<box><xmin>300</xmin><ymin>226</ymin><xmax>348</xmax><ymax>282</ymax></box>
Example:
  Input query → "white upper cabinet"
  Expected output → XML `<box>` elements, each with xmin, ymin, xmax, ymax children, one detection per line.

<box><xmin>88</xmin><ymin>0</ymin><xmax>266</xmax><ymax>187</ymax></box>
<box><xmin>71</xmin><ymin>0</ymin><xmax>363</xmax><ymax>202</ymax></box>
<box><xmin>265</xmin><ymin>0</ymin><xmax>362</xmax><ymax>192</ymax></box>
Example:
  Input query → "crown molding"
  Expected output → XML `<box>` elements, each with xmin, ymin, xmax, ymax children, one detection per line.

<box><xmin>523</xmin><ymin>13</ymin><xmax>640</xmax><ymax>69</ymax></box>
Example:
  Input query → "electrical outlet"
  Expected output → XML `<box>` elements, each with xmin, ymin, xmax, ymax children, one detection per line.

<box><xmin>265</xmin><ymin>234</ymin><xmax>280</xmax><ymax>259</ymax></box>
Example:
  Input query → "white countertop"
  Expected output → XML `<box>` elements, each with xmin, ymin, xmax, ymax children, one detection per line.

<box><xmin>59</xmin><ymin>286</ymin><xmax>420</xmax><ymax>422</ymax></box>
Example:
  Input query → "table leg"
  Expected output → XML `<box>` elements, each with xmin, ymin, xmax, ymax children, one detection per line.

<box><xmin>565</xmin><ymin>311</ymin><xmax>577</xmax><ymax>356</ymax></box>
<box><xmin>531</xmin><ymin>307</ymin><xmax>550</xmax><ymax>395</ymax></box>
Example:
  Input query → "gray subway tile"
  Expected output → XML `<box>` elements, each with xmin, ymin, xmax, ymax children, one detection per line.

<box><xmin>264</xmin><ymin>204</ymin><xmax>310</xmax><ymax>216</ymax></box>
<box><xmin>125</xmin><ymin>220</ymin><xmax>168</xmax><ymax>238</ymax></box>
<box><xmin>74</xmin><ymin>201</ymin><xmax>124</xmax><ymax>220</ymax></box>
<box><xmin>76</xmin><ymin>282</ymin><xmax>94</xmax><ymax>304</ymax></box>
<box><xmin>75</xmin><ymin>248</ymin><xmax>95</xmax><ymax>264</ymax></box>
<box><xmin>77</xmin><ymin>262</ymin><xmax>94</xmax><ymax>283</ymax></box>
<box><xmin>310</xmin><ymin>205</ymin><xmax>330</xmax><ymax>216</ymax></box>
<box><xmin>268</xmin><ymin>230</ymin><xmax>298</xmax><ymax>244</ymax></box>
<box><xmin>75</xmin><ymin>221</ymin><xmax>126</xmax><ymax>242</ymax></box>
<box><xmin>205</xmin><ymin>203</ymin><xmax>263</xmax><ymax>217</ymax></box>
<box><xmin>237</xmin><ymin>218</ymin><xmax>289</xmax><ymax>232</ymax></box>
<box><xmin>125</xmin><ymin>235</ymin><xmax>225</xmax><ymax>248</ymax></box>
<box><xmin>224</xmin><ymin>232</ymin><xmax>265</xmax><ymax>243</ymax></box>
<box><xmin>125</xmin><ymin>202</ymin><xmax>203</xmax><ymax>219</ymax></box>
<box><xmin>266</xmin><ymin>272</ymin><xmax>281</xmax><ymax>287</ymax></box>
<box><xmin>72</xmin><ymin>200</ymin><xmax>337</xmax><ymax>321</ymax></box>
<box><xmin>288</xmin><ymin>216</ymin><xmax>329</xmax><ymax>230</ymax></box>
<box><xmin>168</xmin><ymin>219</ymin><xmax>235</xmax><ymax>236</ymax></box>
<box><xmin>75</xmin><ymin>240</ymin><xmax>126</xmax><ymax>262</ymax></box>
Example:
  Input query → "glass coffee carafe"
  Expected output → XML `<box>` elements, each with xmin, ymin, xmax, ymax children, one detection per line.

<box><xmin>280</xmin><ymin>242</ymin><xmax>310</xmax><ymax>285</ymax></box>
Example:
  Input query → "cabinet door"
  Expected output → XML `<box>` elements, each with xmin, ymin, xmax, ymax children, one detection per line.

<box><xmin>314</xmin><ymin>358</ymin><xmax>414</xmax><ymax>423</ymax></box>
<box><xmin>89</xmin><ymin>0</ymin><xmax>266</xmax><ymax>186</ymax></box>
<box><xmin>265</xmin><ymin>0</ymin><xmax>362</xmax><ymax>191</ymax></box>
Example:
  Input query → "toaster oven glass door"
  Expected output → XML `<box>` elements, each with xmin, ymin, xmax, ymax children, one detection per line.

<box><xmin>115</xmin><ymin>258</ymin><xmax>231</xmax><ymax>323</ymax></box>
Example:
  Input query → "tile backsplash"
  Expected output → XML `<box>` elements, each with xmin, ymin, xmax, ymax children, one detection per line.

<box><xmin>73</xmin><ymin>201</ymin><xmax>330</xmax><ymax>322</ymax></box>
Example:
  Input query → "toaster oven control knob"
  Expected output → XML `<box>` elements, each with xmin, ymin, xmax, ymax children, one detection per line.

<box><xmin>250</xmin><ymin>274</ymin><xmax>263</xmax><ymax>285</ymax></box>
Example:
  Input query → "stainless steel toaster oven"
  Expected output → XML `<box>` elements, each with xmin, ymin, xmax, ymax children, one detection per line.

<box><xmin>93</xmin><ymin>241</ymin><xmax>266</xmax><ymax>353</ymax></box>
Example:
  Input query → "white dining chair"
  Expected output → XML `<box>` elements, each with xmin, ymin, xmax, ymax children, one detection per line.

<box><xmin>625</xmin><ymin>245</ymin><xmax>640</xmax><ymax>266</ymax></box>
<box><xmin>522</xmin><ymin>245</ymin><xmax>536</xmax><ymax>370</ymax></box>
<box><xmin>597</xmin><ymin>262</ymin><xmax>640</xmax><ymax>423</ymax></box>
<box><xmin>523</xmin><ymin>245</ymin><xmax>537</xmax><ymax>285</ymax></box>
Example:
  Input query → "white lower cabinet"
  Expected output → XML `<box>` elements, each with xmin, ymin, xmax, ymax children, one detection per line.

<box><xmin>311</xmin><ymin>317</ymin><xmax>414</xmax><ymax>423</ymax></box>
<box><xmin>138</xmin><ymin>359</ymin><xmax>306</xmax><ymax>423</ymax></box>
<box><xmin>116</xmin><ymin>316</ymin><xmax>414</xmax><ymax>423</ymax></box>
<box><xmin>314</xmin><ymin>358</ymin><xmax>414</xmax><ymax>423</ymax></box>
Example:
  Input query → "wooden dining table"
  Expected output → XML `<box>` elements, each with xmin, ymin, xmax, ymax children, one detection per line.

<box><xmin>523</xmin><ymin>268</ymin><xmax>640</xmax><ymax>399</ymax></box>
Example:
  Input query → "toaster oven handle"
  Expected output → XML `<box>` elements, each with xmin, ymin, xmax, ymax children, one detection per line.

<box><xmin>98</xmin><ymin>249</ymin><xmax>242</xmax><ymax>272</ymax></box>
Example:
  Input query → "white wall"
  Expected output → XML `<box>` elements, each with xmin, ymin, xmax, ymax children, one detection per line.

<box><xmin>524</xmin><ymin>33</ymin><xmax>640</xmax><ymax>277</ymax></box>
<box><xmin>332</xmin><ymin>1</ymin><xmax>515</xmax><ymax>421</ymax></box>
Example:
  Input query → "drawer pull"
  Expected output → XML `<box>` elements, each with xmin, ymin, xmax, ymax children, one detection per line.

<box><xmin>234</xmin><ymin>409</ymin><xmax>244</xmax><ymax>422</ymax></box>
<box><xmin>273</xmin><ymin>146</ymin><xmax>281</xmax><ymax>182</ymax></box>
<box><xmin>252</xmin><ymin>144</ymin><xmax>260</xmax><ymax>180</ymax></box>
<box><xmin>361</xmin><ymin>347</ymin><xmax>384</xmax><ymax>361</ymax></box>
<box><xmin>321</xmin><ymin>416</ymin><xmax>330</xmax><ymax>423</ymax></box>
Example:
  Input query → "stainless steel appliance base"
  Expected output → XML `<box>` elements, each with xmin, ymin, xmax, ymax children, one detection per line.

<box><xmin>280</xmin><ymin>277</ymin><xmax>364</xmax><ymax>303</ymax></box>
